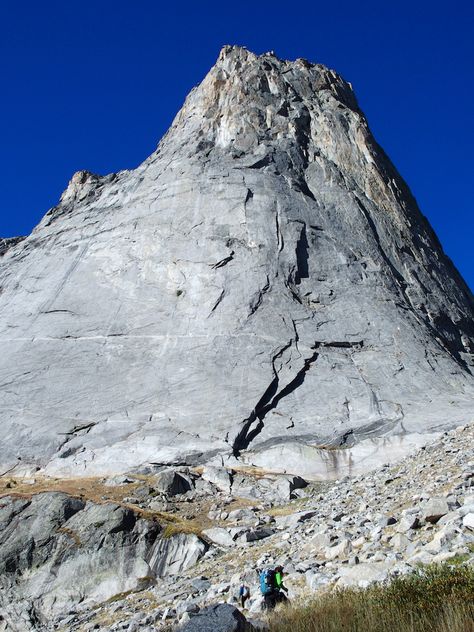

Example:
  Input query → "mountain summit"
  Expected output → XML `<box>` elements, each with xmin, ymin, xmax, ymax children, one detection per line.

<box><xmin>1</xmin><ymin>46</ymin><xmax>473</xmax><ymax>478</ymax></box>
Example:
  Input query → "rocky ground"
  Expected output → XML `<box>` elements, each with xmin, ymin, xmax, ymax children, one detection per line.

<box><xmin>0</xmin><ymin>424</ymin><xmax>473</xmax><ymax>632</ymax></box>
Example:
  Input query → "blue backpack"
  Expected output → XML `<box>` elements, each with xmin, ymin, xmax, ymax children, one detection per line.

<box><xmin>259</xmin><ymin>569</ymin><xmax>275</xmax><ymax>595</ymax></box>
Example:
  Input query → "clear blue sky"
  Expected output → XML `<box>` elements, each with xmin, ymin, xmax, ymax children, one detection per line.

<box><xmin>1</xmin><ymin>1</ymin><xmax>473</xmax><ymax>289</ymax></box>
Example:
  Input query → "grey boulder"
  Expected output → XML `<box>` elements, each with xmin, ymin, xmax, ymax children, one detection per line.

<box><xmin>153</xmin><ymin>469</ymin><xmax>193</xmax><ymax>496</ymax></box>
<box><xmin>148</xmin><ymin>533</ymin><xmax>208</xmax><ymax>576</ymax></box>
<box><xmin>421</xmin><ymin>498</ymin><xmax>450</xmax><ymax>524</ymax></box>
<box><xmin>178</xmin><ymin>603</ymin><xmax>254</xmax><ymax>632</ymax></box>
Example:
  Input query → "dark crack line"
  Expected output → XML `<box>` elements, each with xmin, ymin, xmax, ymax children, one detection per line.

<box><xmin>0</xmin><ymin>458</ymin><xmax>22</xmax><ymax>477</ymax></box>
<box><xmin>294</xmin><ymin>223</ymin><xmax>309</xmax><ymax>285</ymax></box>
<box><xmin>208</xmin><ymin>289</ymin><xmax>226</xmax><ymax>315</ymax></box>
<box><xmin>211</xmin><ymin>251</ymin><xmax>234</xmax><ymax>269</ymax></box>
<box><xmin>248</xmin><ymin>275</ymin><xmax>270</xmax><ymax>318</ymax></box>
<box><xmin>275</xmin><ymin>206</ymin><xmax>284</xmax><ymax>253</ymax></box>
<box><xmin>284</xmin><ymin>276</ymin><xmax>303</xmax><ymax>304</ymax></box>
<box><xmin>57</xmin><ymin>422</ymin><xmax>97</xmax><ymax>437</ymax></box>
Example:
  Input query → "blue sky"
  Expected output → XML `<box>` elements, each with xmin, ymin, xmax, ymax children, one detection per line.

<box><xmin>1</xmin><ymin>1</ymin><xmax>473</xmax><ymax>289</ymax></box>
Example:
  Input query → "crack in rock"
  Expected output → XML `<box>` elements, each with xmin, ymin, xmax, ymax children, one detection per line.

<box><xmin>210</xmin><ymin>251</ymin><xmax>235</xmax><ymax>269</ymax></box>
<box><xmin>233</xmin><ymin>339</ymin><xmax>365</xmax><ymax>456</ymax></box>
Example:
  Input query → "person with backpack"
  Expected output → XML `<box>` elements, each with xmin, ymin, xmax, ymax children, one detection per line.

<box><xmin>239</xmin><ymin>584</ymin><xmax>250</xmax><ymax>609</ymax></box>
<box><xmin>259</xmin><ymin>567</ymin><xmax>277</xmax><ymax>610</ymax></box>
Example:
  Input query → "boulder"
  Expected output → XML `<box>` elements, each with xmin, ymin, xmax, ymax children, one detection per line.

<box><xmin>390</xmin><ymin>533</ymin><xmax>411</xmax><ymax>552</ymax></box>
<box><xmin>190</xmin><ymin>577</ymin><xmax>212</xmax><ymax>592</ymax></box>
<box><xmin>203</xmin><ymin>527</ymin><xmax>236</xmax><ymax>547</ymax></box>
<box><xmin>396</xmin><ymin>512</ymin><xmax>421</xmax><ymax>532</ymax></box>
<box><xmin>462</xmin><ymin>513</ymin><xmax>474</xmax><ymax>530</ymax></box>
<box><xmin>227</xmin><ymin>508</ymin><xmax>257</xmax><ymax>523</ymax></box>
<box><xmin>148</xmin><ymin>533</ymin><xmax>208</xmax><ymax>576</ymax></box>
<box><xmin>268</xmin><ymin>475</ymin><xmax>308</xmax><ymax>500</ymax></box>
<box><xmin>305</xmin><ymin>569</ymin><xmax>332</xmax><ymax>591</ymax></box>
<box><xmin>178</xmin><ymin>603</ymin><xmax>253</xmax><ymax>632</ymax></box>
<box><xmin>325</xmin><ymin>538</ymin><xmax>350</xmax><ymax>560</ymax></box>
<box><xmin>104</xmin><ymin>475</ymin><xmax>135</xmax><ymax>487</ymax></box>
<box><xmin>153</xmin><ymin>470</ymin><xmax>193</xmax><ymax>496</ymax></box>
<box><xmin>407</xmin><ymin>550</ymin><xmax>434</xmax><ymax>565</ymax></box>
<box><xmin>351</xmin><ymin>536</ymin><xmax>366</xmax><ymax>550</ymax></box>
<box><xmin>302</xmin><ymin>529</ymin><xmax>331</xmax><ymax>554</ymax></box>
<box><xmin>200</xmin><ymin>467</ymin><xmax>233</xmax><ymax>494</ymax></box>
<box><xmin>229</xmin><ymin>473</ymin><xmax>300</xmax><ymax>502</ymax></box>
<box><xmin>243</xmin><ymin>527</ymin><xmax>275</xmax><ymax>543</ymax></box>
<box><xmin>421</xmin><ymin>498</ymin><xmax>449</xmax><ymax>524</ymax></box>
<box><xmin>275</xmin><ymin>510</ymin><xmax>317</xmax><ymax>529</ymax></box>
<box><xmin>336</xmin><ymin>562</ymin><xmax>391</xmax><ymax>588</ymax></box>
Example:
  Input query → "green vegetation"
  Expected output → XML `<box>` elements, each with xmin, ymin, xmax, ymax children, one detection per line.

<box><xmin>267</xmin><ymin>564</ymin><xmax>474</xmax><ymax>632</ymax></box>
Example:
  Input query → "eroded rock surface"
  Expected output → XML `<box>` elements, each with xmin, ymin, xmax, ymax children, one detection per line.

<box><xmin>0</xmin><ymin>46</ymin><xmax>473</xmax><ymax>479</ymax></box>
<box><xmin>0</xmin><ymin>490</ymin><xmax>209</xmax><ymax>630</ymax></box>
<box><xmin>0</xmin><ymin>493</ymin><xmax>157</xmax><ymax>627</ymax></box>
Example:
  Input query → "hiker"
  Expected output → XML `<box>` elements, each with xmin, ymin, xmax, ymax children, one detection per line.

<box><xmin>274</xmin><ymin>565</ymin><xmax>289</xmax><ymax>603</ymax></box>
<box><xmin>259</xmin><ymin>567</ymin><xmax>277</xmax><ymax>610</ymax></box>
<box><xmin>239</xmin><ymin>583</ymin><xmax>250</xmax><ymax>608</ymax></box>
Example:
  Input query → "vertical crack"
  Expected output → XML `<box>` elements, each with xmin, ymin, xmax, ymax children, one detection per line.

<box><xmin>232</xmin><ymin>340</ymin><xmax>365</xmax><ymax>456</ymax></box>
<box><xmin>248</xmin><ymin>275</ymin><xmax>271</xmax><ymax>318</ymax></box>
<box><xmin>275</xmin><ymin>204</ymin><xmax>284</xmax><ymax>252</ymax></box>
<box><xmin>294</xmin><ymin>223</ymin><xmax>309</xmax><ymax>284</ymax></box>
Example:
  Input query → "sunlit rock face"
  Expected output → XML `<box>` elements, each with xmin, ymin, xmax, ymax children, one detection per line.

<box><xmin>0</xmin><ymin>45</ymin><xmax>473</xmax><ymax>478</ymax></box>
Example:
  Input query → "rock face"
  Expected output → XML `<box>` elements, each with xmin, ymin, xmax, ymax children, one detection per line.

<box><xmin>0</xmin><ymin>493</ymin><xmax>160</xmax><ymax>627</ymax></box>
<box><xmin>0</xmin><ymin>490</ymin><xmax>212</xmax><ymax>628</ymax></box>
<box><xmin>0</xmin><ymin>45</ymin><xmax>473</xmax><ymax>478</ymax></box>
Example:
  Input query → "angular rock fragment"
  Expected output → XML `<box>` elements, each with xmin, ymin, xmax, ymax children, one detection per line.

<box><xmin>202</xmin><ymin>527</ymin><xmax>236</xmax><ymax>547</ymax></box>
<box><xmin>200</xmin><ymin>466</ymin><xmax>234</xmax><ymax>493</ymax></box>
<box><xmin>148</xmin><ymin>533</ymin><xmax>208</xmax><ymax>576</ymax></box>
<box><xmin>462</xmin><ymin>512</ymin><xmax>474</xmax><ymax>530</ymax></box>
<box><xmin>421</xmin><ymin>498</ymin><xmax>450</xmax><ymax>524</ymax></box>
<box><xmin>177</xmin><ymin>603</ymin><xmax>254</xmax><ymax>632</ymax></box>
<box><xmin>153</xmin><ymin>469</ymin><xmax>193</xmax><ymax>496</ymax></box>
<box><xmin>336</xmin><ymin>562</ymin><xmax>391</xmax><ymax>588</ymax></box>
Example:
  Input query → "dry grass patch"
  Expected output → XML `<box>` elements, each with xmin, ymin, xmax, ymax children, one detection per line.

<box><xmin>0</xmin><ymin>475</ymin><xmax>141</xmax><ymax>505</ymax></box>
<box><xmin>267</xmin><ymin>564</ymin><xmax>474</xmax><ymax>632</ymax></box>
<box><xmin>267</xmin><ymin>498</ymin><xmax>309</xmax><ymax>517</ymax></box>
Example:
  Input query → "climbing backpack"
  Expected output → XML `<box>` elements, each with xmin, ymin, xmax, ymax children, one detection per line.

<box><xmin>259</xmin><ymin>568</ymin><xmax>275</xmax><ymax>595</ymax></box>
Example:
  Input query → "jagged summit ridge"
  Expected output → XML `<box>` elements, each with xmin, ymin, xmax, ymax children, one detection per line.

<box><xmin>0</xmin><ymin>46</ymin><xmax>473</xmax><ymax>478</ymax></box>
